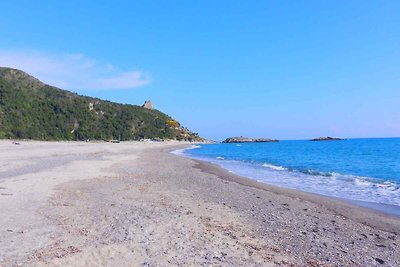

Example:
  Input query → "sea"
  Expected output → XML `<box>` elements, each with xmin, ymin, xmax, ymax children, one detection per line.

<box><xmin>174</xmin><ymin>138</ymin><xmax>400</xmax><ymax>216</ymax></box>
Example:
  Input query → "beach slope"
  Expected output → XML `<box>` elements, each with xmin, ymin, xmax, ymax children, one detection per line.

<box><xmin>0</xmin><ymin>141</ymin><xmax>398</xmax><ymax>266</ymax></box>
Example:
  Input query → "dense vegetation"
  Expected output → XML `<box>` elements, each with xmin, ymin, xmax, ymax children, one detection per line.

<box><xmin>0</xmin><ymin>67</ymin><xmax>202</xmax><ymax>141</ymax></box>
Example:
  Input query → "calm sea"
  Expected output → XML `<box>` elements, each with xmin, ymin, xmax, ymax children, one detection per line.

<box><xmin>175</xmin><ymin>138</ymin><xmax>400</xmax><ymax>212</ymax></box>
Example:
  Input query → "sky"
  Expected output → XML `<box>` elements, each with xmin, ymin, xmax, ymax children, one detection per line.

<box><xmin>0</xmin><ymin>1</ymin><xmax>399</xmax><ymax>141</ymax></box>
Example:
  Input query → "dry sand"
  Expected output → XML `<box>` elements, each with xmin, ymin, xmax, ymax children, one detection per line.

<box><xmin>0</xmin><ymin>140</ymin><xmax>399</xmax><ymax>266</ymax></box>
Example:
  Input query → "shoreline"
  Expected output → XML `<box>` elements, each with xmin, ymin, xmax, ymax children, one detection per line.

<box><xmin>175</xmin><ymin>145</ymin><xmax>400</xmax><ymax>219</ymax></box>
<box><xmin>1</xmin><ymin>141</ymin><xmax>399</xmax><ymax>266</ymax></box>
<box><xmin>189</xmin><ymin>156</ymin><xmax>400</xmax><ymax>234</ymax></box>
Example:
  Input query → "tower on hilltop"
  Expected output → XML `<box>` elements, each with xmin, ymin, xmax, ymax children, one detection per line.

<box><xmin>142</xmin><ymin>100</ymin><xmax>153</xmax><ymax>109</ymax></box>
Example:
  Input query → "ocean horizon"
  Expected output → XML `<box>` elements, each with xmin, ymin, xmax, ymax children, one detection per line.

<box><xmin>175</xmin><ymin>137</ymin><xmax>400</xmax><ymax>216</ymax></box>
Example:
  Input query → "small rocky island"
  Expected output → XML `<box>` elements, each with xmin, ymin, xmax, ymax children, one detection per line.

<box><xmin>223</xmin><ymin>137</ymin><xmax>279</xmax><ymax>143</ymax></box>
<box><xmin>310</xmin><ymin>136</ymin><xmax>344</xmax><ymax>141</ymax></box>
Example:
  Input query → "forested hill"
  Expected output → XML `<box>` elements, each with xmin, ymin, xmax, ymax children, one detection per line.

<box><xmin>0</xmin><ymin>67</ymin><xmax>202</xmax><ymax>141</ymax></box>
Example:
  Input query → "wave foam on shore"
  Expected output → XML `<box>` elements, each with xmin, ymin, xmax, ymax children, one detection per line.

<box><xmin>175</xmin><ymin>146</ymin><xmax>400</xmax><ymax>214</ymax></box>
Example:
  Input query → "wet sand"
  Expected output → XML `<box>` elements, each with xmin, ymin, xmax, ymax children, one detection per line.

<box><xmin>0</xmin><ymin>141</ymin><xmax>399</xmax><ymax>266</ymax></box>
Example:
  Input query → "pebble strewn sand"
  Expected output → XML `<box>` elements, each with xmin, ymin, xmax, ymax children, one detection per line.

<box><xmin>0</xmin><ymin>141</ymin><xmax>399</xmax><ymax>266</ymax></box>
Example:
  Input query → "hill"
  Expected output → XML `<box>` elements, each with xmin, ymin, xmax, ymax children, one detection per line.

<box><xmin>0</xmin><ymin>67</ymin><xmax>203</xmax><ymax>141</ymax></box>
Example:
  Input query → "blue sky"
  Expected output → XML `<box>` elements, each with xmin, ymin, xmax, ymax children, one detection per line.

<box><xmin>0</xmin><ymin>1</ymin><xmax>399</xmax><ymax>140</ymax></box>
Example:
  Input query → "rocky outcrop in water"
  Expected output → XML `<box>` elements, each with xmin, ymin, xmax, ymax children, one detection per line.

<box><xmin>223</xmin><ymin>137</ymin><xmax>279</xmax><ymax>143</ymax></box>
<box><xmin>310</xmin><ymin>137</ymin><xmax>344</xmax><ymax>141</ymax></box>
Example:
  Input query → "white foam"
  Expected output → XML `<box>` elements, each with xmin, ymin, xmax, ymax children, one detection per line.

<box><xmin>262</xmin><ymin>163</ymin><xmax>287</xmax><ymax>171</ymax></box>
<box><xmin>171</xmin><ymin>145</ymin><xmax>201</xmax><ymax>156</ymax></box>
<box><xmin>186</xmin><ymin>145</ymin><xmax>201</xmax><ymax>150</ymax></box>
<box><xmin>354</xmin><ymin>178</ymin><xmax>373</xmax><ymax>187</ymax></box>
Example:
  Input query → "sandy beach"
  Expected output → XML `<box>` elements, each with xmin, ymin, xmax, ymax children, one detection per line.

<box><xmin>0</xmin><ymin>141</ymin><xmax>399</xmax><ymax>266</ymax></box>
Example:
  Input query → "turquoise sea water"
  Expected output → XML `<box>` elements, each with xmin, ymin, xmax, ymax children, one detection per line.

<box><xmin>176</xmin><ymin>138</ymin><xmax>400</xmax><ymax>209</ymax></box>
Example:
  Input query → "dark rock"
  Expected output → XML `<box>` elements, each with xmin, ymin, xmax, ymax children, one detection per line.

<box><xmin>310</xmin><ymin>136</ymin><xmax>344</xmax><ymax>141</ymax></box>
<box><xmin>222</xmin><ymin>137</ymin><xmax>279</xmax><ymax>143</ymax></box>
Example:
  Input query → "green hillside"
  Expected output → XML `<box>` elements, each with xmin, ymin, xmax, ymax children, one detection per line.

<box><xmin>0</xmin><ymin>67</ymin><xmax>202</xmax><ymax>141</ymax></box>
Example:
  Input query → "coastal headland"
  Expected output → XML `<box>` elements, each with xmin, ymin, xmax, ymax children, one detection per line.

<box><xmin>0</xmin><ymin>141</ymin><xmax>399</xmax><ymax>266</ymax></box>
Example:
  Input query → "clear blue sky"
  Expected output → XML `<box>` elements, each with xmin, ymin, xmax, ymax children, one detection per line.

<box><xmin>1</xmin><ymin>1</ymin><xmax>399</xmax><ymax>141</ymax></box>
